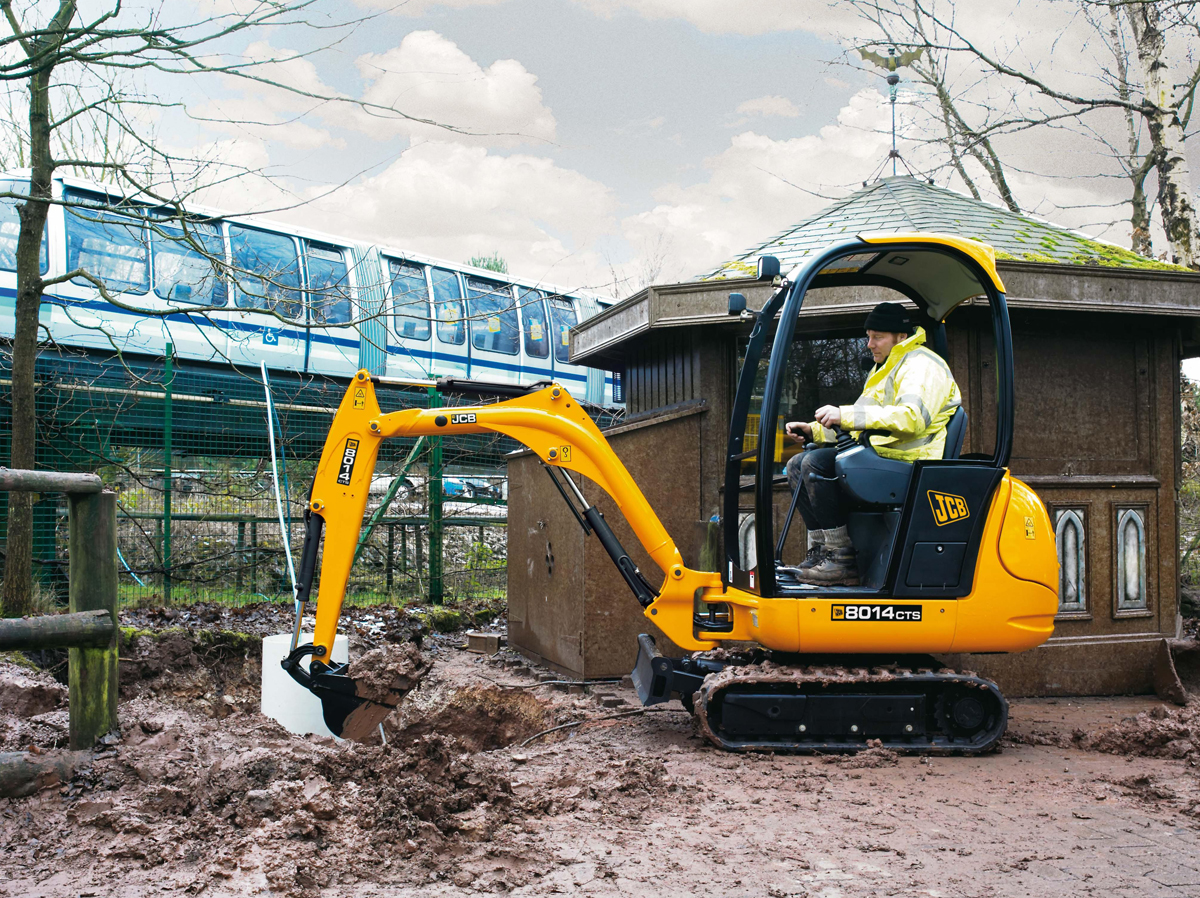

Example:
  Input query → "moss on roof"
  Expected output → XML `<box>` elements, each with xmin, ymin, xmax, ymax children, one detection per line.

<box><xmin>706</xmin><ymin>176</ymin><xmax>1187</xmax><ymax>279</ymax></box>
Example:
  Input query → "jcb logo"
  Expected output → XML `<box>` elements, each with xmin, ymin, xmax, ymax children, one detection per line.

<box><xmin>928</xmin><ymin>490</ymin><xmax>969</xmax><ymax>526</ymax></box>
<box><xmin>450</xmin><ymin>413</ymin><xmax>477</xmax><ymax>424</ymax></box>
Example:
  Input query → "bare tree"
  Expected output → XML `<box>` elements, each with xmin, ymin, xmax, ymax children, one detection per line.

<box><xmin>0</xmin><ymin>1</ymin><xmax>475</xmax><ymax>616</ymax></box>
<box><xmin>848</xmin><ymin>0</ymin><xmax>1024</xmax><ymax>212</ymax></box>
<box><xmin>907</xmin><ymin>0</ymin><xmax>1200</xmax><ymax>267</ymax></box>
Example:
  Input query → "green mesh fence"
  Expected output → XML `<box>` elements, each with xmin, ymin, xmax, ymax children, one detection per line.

<box><xmin>0</xmin><ymin>349</ymin><xmax>625</xmax><ymax>610</ymax></box>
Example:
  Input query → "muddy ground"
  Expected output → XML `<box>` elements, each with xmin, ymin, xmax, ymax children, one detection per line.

<box><xmin>4</xmin><ymin>614</ymin><xmax>1200</xmax><ymax>896</ymax></box>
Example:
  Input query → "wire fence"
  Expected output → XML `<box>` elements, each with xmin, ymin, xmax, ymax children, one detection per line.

<box><xmin>0</xmin><ymin>347</ymin><xmax>621</xmax><ymax>611</ymax></box>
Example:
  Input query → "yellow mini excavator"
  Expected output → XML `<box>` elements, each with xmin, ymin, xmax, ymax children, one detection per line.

<box><xmin>283</xmin><ymin>232</ymin><xmax>1059</xmax><ymax>754</ymax></box>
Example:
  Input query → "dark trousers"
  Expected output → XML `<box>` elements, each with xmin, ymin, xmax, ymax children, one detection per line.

<box><xmin>785</xmin><ymin>447</ymin><xmax>850</xmax><ymax>531</ymax></box>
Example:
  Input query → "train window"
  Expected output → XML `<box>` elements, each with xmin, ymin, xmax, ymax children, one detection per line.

<box><xmin>0</xmin><ymin>181</ymin><xmax>47</xmax><ymax>274</ymax></box>
<box><xmin>229</xmin><ymin>224</ymin><xmax>302</xmax><ymax>320</ymax></box>
<box><xmin>466</xmin><ymin>276</ymin><xmax>519</xmax><ymax>355</ymax></box>
<box><xmin>305</xmin><ymin>241</ymin><xmax>352</xmax><ymax>325</ymax></box>
<box><xmin>65</xmin><ymin>193</ymin><xmax>149</xmax><ymax>294</ymax></box>
<box><xmin>151</xmin><ymin>220</ymin><xmax>225</xmax><ymax>306</ymax></box>
<box><xmin>430</xmin><ymin>267</ymin><xmax>464</xmax><ymax>345</ymax></box>
<box><xmin>548</xmin><ymin>296</ymin><xmax>578</xmax><ymax>363</ymax></box>
<box><xmin>388</xmin><ymin>259</ymin><xmax>431</xmax><ymax>341</ymax></box>
<box><xmin>518</xmin><ymin>288</ymin><xmax>549</xmax><ymax>359</ymax></box>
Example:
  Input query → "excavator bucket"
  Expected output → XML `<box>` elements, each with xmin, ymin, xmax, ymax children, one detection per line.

<box><xmin>307</xmin><ymin>663</ymin><xmax>402</xmax><ymax>741</ymax></box>
<box><xmin>281</xmin><ymin>650</ymin><xmax>418</xmax><ymax>742</ymax></box>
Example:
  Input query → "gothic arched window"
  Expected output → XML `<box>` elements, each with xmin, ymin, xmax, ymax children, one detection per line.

<box><xmin>1054</xmin><ymin>508</ymin><xmax>1087</xmax><ymax>616</ymax></box>
<box><xmin>1115</xmin><ymin>507</ymin><xmax>1148</xmax><ymax>614</ymax></box>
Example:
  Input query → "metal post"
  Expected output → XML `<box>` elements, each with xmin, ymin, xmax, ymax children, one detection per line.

<box><xmin>415</xmin><ymin>524</ymin><xmax>424</xmax><ymax>592</ymax></box>
<box><xmin>162</xmin><ymin>344</ymin><xmax>173</xmax><ymax>604</ymax></box>
<box><xmin>401</xmin><ymin>525</ymin><xmax>408</xmax><ymax>575</ymax></box>
<box><xmin>68</xmin><ymin>491</ymin><xmax>118</xmax><ymax>749</ymax></box>
<box><xmin>236</xmin><ymin>521</ymin><xmax>246</xmax><ymax>593</ymax></box>
<box><xmin>386</xmin><ymin>522</ymin><xmax>394</xmax><ymax>593</ymax></box>
<box><xmin>427</xmin><ymin>386</ymin><xmax>444</xmax><ymax>606</ymax></box>
<box><xmin>250</xmin><ymin>521</ymin><xmax>258</xmax><ymax>595</ymax></box>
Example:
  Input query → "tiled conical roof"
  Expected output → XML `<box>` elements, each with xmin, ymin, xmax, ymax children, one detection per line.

<box><xmin>705</xmin><ymin>175</ymin><xmax>1182</xmax><ymax>279</ymax></box>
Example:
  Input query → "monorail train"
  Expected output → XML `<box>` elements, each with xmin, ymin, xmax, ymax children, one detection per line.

<box><xmin>0</xmin><ymin>173</ymin><xmax>622</xmax><ymax>405</ymax></box>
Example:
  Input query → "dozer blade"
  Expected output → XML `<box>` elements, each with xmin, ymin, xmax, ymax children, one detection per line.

<box><xmin>631</xmin><ymin>633</ymin><xmax>725</xmax><ymax>709</ymax></box>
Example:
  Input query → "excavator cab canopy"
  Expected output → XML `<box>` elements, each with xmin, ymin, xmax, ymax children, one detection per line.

<box><xmin>722</xmin><ymin>232</ymin><xmax>1014</xmax><ymax>600</ymax></box>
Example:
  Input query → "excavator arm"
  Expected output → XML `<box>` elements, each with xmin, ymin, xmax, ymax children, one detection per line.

<box><xmin>282</xmin><ymin>370</ymin><xmax>723</xmax><ymax>738</ymax></box>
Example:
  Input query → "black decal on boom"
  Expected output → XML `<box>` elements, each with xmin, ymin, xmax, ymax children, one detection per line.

<box><xmin>336</xmin><ymin>438</ymin><xmax>360</xmax><ymax>486</ymax></box>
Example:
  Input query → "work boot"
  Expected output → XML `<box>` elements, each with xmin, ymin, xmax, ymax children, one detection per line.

<box><xmin>798</xmin><ymin>529</ymin><xmax>827</xmax><ymax>570</ymax></box>
<box><xmin>799</xmin><ymin>526</ymin><xmax>858</xmax><ymax>586</ymax></box>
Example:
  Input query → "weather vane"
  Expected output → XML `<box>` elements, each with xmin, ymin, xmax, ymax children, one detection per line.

<box><xmin>859</xmin><ymin>46</ymin><xmax>924</xmax><ymax>177</ymax></box>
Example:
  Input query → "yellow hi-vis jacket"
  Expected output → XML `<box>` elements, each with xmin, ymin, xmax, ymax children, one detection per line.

<box><xmin>809</xmin><ymin>327</ymin><xmax>962</xmax><ymax>462</ymax></box>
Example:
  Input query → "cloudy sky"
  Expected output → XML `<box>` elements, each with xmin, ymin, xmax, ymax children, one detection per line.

<box><xmin>164</xmin><ymin>0</ymin><xmax>1188</xmax><ymax>297</ymax></box>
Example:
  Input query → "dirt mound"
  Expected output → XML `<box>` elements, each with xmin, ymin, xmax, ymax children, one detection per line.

<box><xmin>1073</xmin><ymin>702</ymin><xmax>1200</xmax><ymax>758</ymax></box>
<box><xmin>122</xmin><ymin>601</ymin><xmax>417</xmax><ymax>643</ymax></box>
<box><xmin>611</xmin><ymin>756</ymin><xmax>670</xmax><ymax>793</ymax></box>
<box><xmin>118</xmin><ymin>628</ymin><xmax>261</xmax><ymax>713</ymax></box>
<box><xmin>823</xmin><ymin>739</ymin><xmax>900</xmax><ymax>768</ymax></box>
<box><xmin>397</xmin><ymin>686</ymin><xmax>549</xmax><ymax>752</ymax></box>
<box><xmin>3</xmin><ymin>699</ymin><xmax>526</xmax><ymax>896</ymax></box>
<box><xmin>350</xmin><ymin>643</ymin><xmax>431</xmax><ymax>704</ymax></box>
<box><xmin>0</xmin><ymin>661</ymin><xmax>66</xmax><ymax>717</ymax></box>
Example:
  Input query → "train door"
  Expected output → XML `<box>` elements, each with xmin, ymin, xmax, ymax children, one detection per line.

<box><xmin>223</xmin><ymin>223</ymin><xmax>306</xmax><ymax>372</ymax></box>
<box><xmin>56</xmin><ymin>189</ymin><xmax>157</xmax><ymax>357</ymax></box>
<box><xmin>302</xmin><ymin>240</ymin><xmax>358</xmax><ymax>377</ymax></box>
<box><xmin>430</xmin><ymin>266</ymin><xmax>467</xmax><ymax>377</ymax></box>
<box><xmin>547</xmin><ymin>295</ymin><xmax>586</xmax><ymax>394</ymax></box>
<box><xmin>384</xmin><ymin>258</ymin><xmax>435</xmax><ymax>380</ymax></box>
<box><xmin>464</xmin><ymin>275</ymin><xmax>520</xmax><ymax>384</ymax></box>
<box><xmin>148</xmin><ymin>216</ymin><xmax>228</xmax><ymax>364</ymax></box>
<box><xmin>517</xmin><ymin>288</ymin><xmax>553</xmax><ymax>384</ymax></box>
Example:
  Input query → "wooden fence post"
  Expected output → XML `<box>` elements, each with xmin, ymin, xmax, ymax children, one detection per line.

<box><xmin>68</xmin><ymin>491</ymin><xmax>118</xmax><ymax>749</ymax></box>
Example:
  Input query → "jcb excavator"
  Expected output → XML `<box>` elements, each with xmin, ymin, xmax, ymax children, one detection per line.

<box><xmin>283</xmin><ymin>232</ymin><xmax>1059</xmax><ymax>754</ymax></box>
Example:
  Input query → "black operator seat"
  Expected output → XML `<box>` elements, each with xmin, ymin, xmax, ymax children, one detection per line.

<box><xmin>834</xmin><ymin>407</ymin><xmax>968</xmax><ymax>505</ymax></box>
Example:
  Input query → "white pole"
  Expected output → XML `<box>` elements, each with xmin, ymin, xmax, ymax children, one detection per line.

<box><xmin>262</xmin><ymin>362</ymin><xmax>298</xmax><ymax>599</ymax></box>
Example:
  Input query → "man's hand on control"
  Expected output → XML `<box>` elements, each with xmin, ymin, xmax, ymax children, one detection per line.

<box><xmin>814</xmin><ymin>405</ymin><xmax>842</xmax><ymax>428</ymax></box>
<box><xmin>785</xmin><ymin>421</ymin><xmax>812</xmax><ymax>444</ymax></box>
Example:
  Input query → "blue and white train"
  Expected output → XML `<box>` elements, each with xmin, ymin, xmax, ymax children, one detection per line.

<box><xmin>0</xmin><ymin>173</ymin><xmax>622</xmax><ymax>405</ymax></box>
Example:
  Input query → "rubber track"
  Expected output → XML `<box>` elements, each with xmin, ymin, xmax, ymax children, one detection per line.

<box><xmin>694</xmin><ymin>662</ymin><xmax>1008</xmax><ymax>755</ymax></box>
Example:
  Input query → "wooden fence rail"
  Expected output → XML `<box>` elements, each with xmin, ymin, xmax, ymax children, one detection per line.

<box><xmin>0</xmin><ymin>609</ymin><xmax>114</xmax><ymax>650</ymax></box>
<box><xmin>1</xmin><ymin>470</ymin><xmax>117</xmax><ymax>750</ymax></box>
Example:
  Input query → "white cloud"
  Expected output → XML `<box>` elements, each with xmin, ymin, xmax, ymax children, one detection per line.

<box><xmin>350</xmin><ymin>0</ymin><xmax>506</xmax><ymax>13</ymax></box>
<box><xmin>623</xmin><ymin>89</ymin><xmax>893</xmax><ymax>280</ymax></box>
<box><xmin>355</xmin><ymin>31</ymin><xmax>556</xmax><ymax>145</ymax></box>
<box><xmin>263</xmin><ymin>141</ymin><xmax>620</xmax><ymax>292</ymax></box>
<box><xmin>568</xmin><ymin>0</ymin><xmax>859</xmax><ymax>36</ymax></box>
<box><xmin>735</xmin><ymin>95</ymin><xmax>800</xmax><ymax>118</ymax></box>
<box><xmin>195</xmin><ymin>33</ymin><xmax>555</xmax><ymax>150</ymax></box>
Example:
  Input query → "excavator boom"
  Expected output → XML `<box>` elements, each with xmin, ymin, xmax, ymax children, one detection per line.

<box><xmin>282</xmin><ymin>371</ymin><xmax>722</xmax><ymax>737</ymax></box>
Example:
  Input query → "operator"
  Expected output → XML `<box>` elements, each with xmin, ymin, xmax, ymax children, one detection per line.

<box><xmin>783</xmin><ymin>301</ymin><xmax>962</xmax><ymax>586</ymax></box>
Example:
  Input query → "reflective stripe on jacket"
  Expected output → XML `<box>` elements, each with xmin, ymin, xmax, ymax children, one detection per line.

<box><xmin>809</xmin><ymin>327</ymin><xmax>962</xmax><ymax>461</ymax></box>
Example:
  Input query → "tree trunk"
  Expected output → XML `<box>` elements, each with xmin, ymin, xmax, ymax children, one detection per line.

<box><xmin>1127</xmin><ymin>3</ymin><xmax>1199</xmax><ymax>268</ymax></box>
<box><xmin>1130</xmin><ymin>158</ymin><xmax>1154</xmax><ymax>258</ymax></box>
<box><xmin>2</xmin><ymin>61</ymin><xmax>57</xmax><ymax>617</ymax></box>
<box><xmin>1111</xmin><ymin>4</ymin><xmax>1154</xmax><ymax>258</ymax></box>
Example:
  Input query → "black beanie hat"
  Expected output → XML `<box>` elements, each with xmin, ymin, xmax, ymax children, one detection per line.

<box><xmin>864</xmin><ymin>301</ymin><xmax>912</xmax><ymax>335</ymax></box>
